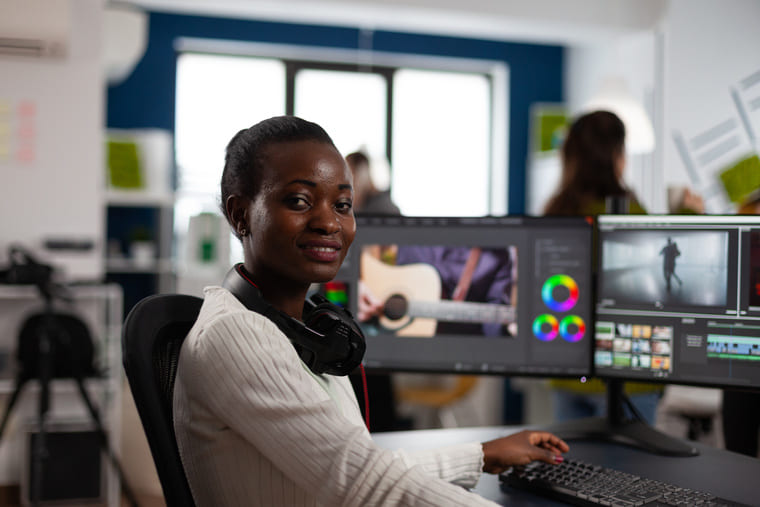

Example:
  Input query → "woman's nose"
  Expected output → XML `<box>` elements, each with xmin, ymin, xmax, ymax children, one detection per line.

<box><xmin>309</xmin><ymin>204</ymin><xmax>341</xmax><ymax>234</ymax></box>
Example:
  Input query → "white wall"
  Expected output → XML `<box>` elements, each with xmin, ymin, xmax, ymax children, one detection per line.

<box><xmin>563</xmin><ymin>32</ymin><xmax>660</xmax><ymax>211</ymax></box>
<box><xmin>660</xmin><ymin>0</ymin><xmax>760</xmax><ymax>212</ymax></box>
<box><xmin>562</xmin><ymin>0</ymin><xmax>760</xmax><ymax>214</ymax></box>
<box><xmin>0</xmin><ymin>0</ymin><xmax>105</xmax><ymax>280</ymax></box>
<box><xmin>0</xmin><ymin>0</ymin><xmax>755</xmax><ymax>279</ymax></box>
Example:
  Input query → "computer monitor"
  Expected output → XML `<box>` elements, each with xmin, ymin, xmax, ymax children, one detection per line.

<box><xmin>595</xmin><ymin>214</ymin><xmax>760</xmax><ymax>391</ymax></box>
<box><xmin>327</xmin><ymin>215</ymin><xmax>594</xmax><ymax>378</ymax></box>
<box><xmin>553</xmin><ymin>214</ymin><xmax>760</xmax><ymax>457</ymax></box>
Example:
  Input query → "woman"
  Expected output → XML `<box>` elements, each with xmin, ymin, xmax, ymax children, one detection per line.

<box><xmin>345</xmin><ymin>150</ymin><xmax>401</xmax><ymax>215</ymax></box>
<box><xmin>172</xmin><ymin>115</ymin><xmax>568</xmax><ymax>506</ymax></box>
<box><xmin>544</xmin><ymin>110</ymin><xmax>645</xmax><ymax>215</ymax></box>
<box><xmin>544</xmin><ymin>110</ymin><xmax>659</xmax><ymax>424</ymax></box>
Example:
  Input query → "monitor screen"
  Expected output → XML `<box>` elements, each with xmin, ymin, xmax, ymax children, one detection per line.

<box><xmin>325</xmin><ymin>216</ymin><xmax>594</xmax><ymax>377</ymax></box>
<box><xmin>594</xmin><ymin>214</ymin><xmax>760</xmax><ymax>391</ymax></box>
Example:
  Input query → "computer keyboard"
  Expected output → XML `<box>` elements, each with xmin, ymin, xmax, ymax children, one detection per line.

<box><xmin>499</xmin><ymin>458</ymin><xmax>749</xmax><ymax>506</ymax></box>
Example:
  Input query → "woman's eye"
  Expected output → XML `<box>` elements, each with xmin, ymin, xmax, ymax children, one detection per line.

<box><xmin>336</xmin><ymin>200</ymin><xmax>353</xmax><ymax>213</ymax></box>
<box><xmin>286</xmin><ymin>196</ymin><xmax>310</xmax><ymax>209</ymax></box>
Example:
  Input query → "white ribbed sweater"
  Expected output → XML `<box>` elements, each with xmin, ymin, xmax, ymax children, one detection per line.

<box><xmin>173</xmin><ymin>286</ymin><xmax>499</xmax><ymax>506</ymax></box>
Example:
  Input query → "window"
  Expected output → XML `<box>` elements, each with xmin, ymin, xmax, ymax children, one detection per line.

<box><xmin>174</xmin><ymin>41</ymin><xmax>508</xmax><ymax>264</ymax></box>
<box><xmin>174</xmin><ymin>53</ymin><xmax>285</xmax><ymax>261</ymax></box>
<box><xmin>392</xmin><ymin>69</ymin><xmax>491</xmax><ymax>216</ymax></box>
<box><xmin>294</xmin><ymin>69</ymin><xmax>387</xmax><ymax>163</ymax></box>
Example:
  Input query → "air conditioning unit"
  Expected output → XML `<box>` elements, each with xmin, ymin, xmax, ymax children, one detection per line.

<box><xmin>0</xmin><ymin>0</ymin><xmax>69</xmax><ymax>59</ymax></box>
<box><xmin>0</xmin><ymin>37</ymin><xmax>66</xmax><ymax>58</ymax></box>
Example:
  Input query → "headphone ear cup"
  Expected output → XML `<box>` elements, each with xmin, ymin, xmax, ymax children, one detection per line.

<box><xmin>304</xmin><ymin>295</ymin><xmax>363</xmax><ymax>340</ymax></box>
<box><xmin>223</xmin><ymin>265</ymin><xmax>365</xmax><ymax>375</ymax></box>
<box><xmin>303</xmin><ymin>295</ymin><xmax>366</xmax><ymax>374</ymax></box>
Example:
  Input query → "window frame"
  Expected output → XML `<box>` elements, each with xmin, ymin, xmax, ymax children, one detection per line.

<box><xmin>174</xmin><ymin>37</ymin><xmax>509</xmax><ymax>215</ymax></box>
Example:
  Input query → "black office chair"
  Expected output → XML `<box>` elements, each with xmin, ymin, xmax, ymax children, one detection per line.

<box><xmin>122</xmin><ymin>294</ymin><xmax>202</xmax><ymax>507</ymax></box>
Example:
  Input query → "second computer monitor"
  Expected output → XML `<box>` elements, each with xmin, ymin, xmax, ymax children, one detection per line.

<box><xmin>594</xmin><ymin>214</ymin><xmax>760</xmax><ymax>391</ymax></box>
<box><xmin>331</xmin><ymin>216</ymin><xmax>594</xmax><ymax>377</ymax></box>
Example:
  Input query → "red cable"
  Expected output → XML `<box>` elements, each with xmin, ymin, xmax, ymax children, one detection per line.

<box><xmin>235</xmin><ymin>264</ymin><xmax>258</xmax><ymax>287</ymax></box>
<box><xmin>360</xmin><ymin>364</ymin><xmax>370</xmax><ymax>432</ymax></box>
<box><xmin>238</xmin><ymin>264</ymin><xmax>371</xmax><ymax>429</ymax></box>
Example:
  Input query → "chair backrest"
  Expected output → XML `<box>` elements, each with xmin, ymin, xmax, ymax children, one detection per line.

<box><xmin>122</xmin><ymin>294</ymin><xmax>202</xmax><ymax>507</ymax></box>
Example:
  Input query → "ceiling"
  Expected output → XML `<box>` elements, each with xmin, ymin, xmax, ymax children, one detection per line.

<box><xmin>119</xmin><ymin>0</ymin><xmax>668</xmax><ymax>46</ymax></box>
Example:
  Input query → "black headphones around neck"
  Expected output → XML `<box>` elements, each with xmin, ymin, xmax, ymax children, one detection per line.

<box><xmin>222</xmin><ymin>264</ymin><xmax>365</xmax><ymax>376</ymax></box>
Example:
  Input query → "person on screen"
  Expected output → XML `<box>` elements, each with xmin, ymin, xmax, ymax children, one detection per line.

<box><xmin>172</xmin><ymin>115</ymin><xmax>569</xmax><ymax>506</ymax></box>
<box><xmin>396</xmin><ymin>245</ymin><xmax>514</xmax><ymax>337</ymax></box>
<box><xmin>357</xmin><ymin>245</ymin><xmax>515</xmax><ymax>337</ymax></box>
<box><xmin>542</xmin><ymin>110</ymin><xmax>661</xmax><ymax>425</ymax></box>
<box><xmin>659</xmin><ymin>237</ymin><xmax>682</xmax><ymax>292</ymax></box>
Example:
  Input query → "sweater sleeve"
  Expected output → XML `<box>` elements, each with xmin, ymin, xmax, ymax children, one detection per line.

<box><xmin>393</xmin><ymin>443</ymin><xmax>485</xmax><ymax>489</ymax></box>
<box><xmin>180</xmin><ymin>309</ymin><xmax>499</xmax><ymax>507</ymax></box>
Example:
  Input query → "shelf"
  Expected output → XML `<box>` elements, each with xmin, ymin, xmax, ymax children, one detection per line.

<box><xmin>104</xmin><ymin>189</ymin><xmax>174</xmax><ymax>207</ymax></box>
<box><xmin>0</xmin><ymin>378</ymin><xmax>115</xmax><ymax>396</ymax></box>
<box><xmin>105</xmin><ymin>257</ymin><xmax>175</xmax><ymax>274</ymax></box>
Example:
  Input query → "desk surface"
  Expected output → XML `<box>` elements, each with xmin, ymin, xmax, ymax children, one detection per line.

<box><xmin>372</xmin><ymin>425</ymin><xmax>760</xmax><ymax>506</ymax></box>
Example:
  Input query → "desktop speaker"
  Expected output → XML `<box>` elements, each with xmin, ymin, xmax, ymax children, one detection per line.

<box><xmin>22</xmin><ymin>422</ymin><xmax>106</xmax><ymax>506</ymax></box>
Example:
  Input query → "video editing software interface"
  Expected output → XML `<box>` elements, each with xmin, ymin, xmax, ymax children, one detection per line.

<box><xmin>595</xmin><ymin>215</ymin><xmax>760</xmax><ymax>390</ymax></box>
<box><xmin>328</xmin><ymin>216</ymin><xmax>593</xmax><ymax>377</ymax></box>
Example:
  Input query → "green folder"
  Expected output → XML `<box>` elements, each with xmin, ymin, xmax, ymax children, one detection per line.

<box><xmin>107</xmin><ymin>140</ymin><xmax>144</xmax><ymax>189</ymax></box>
<box><xmin>719</xmin><ymin>154</ymin><xmax>760</xmax><ymax>204</ymax></box>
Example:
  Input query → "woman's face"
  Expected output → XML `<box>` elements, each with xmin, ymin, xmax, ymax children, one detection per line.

<box><xmin>614</xmin><ymin>147</ymin><xmax>626</xmax><ymax>180</ymax></box>
<box><xmin>243</xmin><ymin>140</ymin><xmax>355</xmax><ymax>290</ymax></box>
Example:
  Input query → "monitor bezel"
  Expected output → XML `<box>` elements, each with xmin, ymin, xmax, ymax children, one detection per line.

<box><xmin>592</xmin><ymin>214</ymin><xmax>760</xmax><ymax>393</ymax></box>
<box><xmin>341</xmin><ymin>215</ymin><xmax>596</xmax><ymax>379</ymax></box>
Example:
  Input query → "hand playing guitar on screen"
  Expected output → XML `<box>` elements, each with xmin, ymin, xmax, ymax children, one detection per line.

<box><xmin>357</xmin><ymin>280</ymin><xmax>385</xmax><ymax>322</ymax></box>
<box><xmin>359</xmin><ymin>245</ymin><xmax>516</xmax><ymax>337</ymax></box>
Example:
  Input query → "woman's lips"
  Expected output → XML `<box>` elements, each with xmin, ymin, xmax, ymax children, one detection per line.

<box><xmin>301</xmin><ymin>242</ymin><xmax>341</xmax><ymax>262</ymax></box>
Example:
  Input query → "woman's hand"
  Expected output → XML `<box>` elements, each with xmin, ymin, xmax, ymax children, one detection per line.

<box><xmin>481</xmin><ymin>430</ymin><xmax>569</xmax><ymax>474</ymax></box>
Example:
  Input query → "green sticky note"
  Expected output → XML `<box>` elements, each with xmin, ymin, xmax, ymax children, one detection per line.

<box><xmin>538</xmin><ymin>114</ymin><xmax>568</xmax><ymax>153</ymax></box>
<box><xmin>107</xmin><ymin>140</ymin><xmax>143</xmax><ymax>189</ymax></box>
<box><xmin>719</xmin><ymin>154</ymin><xmax>760</xmax><ymax>204</ymax></box>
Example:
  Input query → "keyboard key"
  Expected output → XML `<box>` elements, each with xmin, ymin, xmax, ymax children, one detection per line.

<box><xmin>499</xmin><ymin>458</ymin><xmax>749</xmax><ymax>507</ymax></box>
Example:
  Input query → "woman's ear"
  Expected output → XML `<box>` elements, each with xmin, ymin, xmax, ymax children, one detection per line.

<box><xmin>226</xmin><ymin>195</ymin><xmax>249</xmax><ymax>237</ymax></box>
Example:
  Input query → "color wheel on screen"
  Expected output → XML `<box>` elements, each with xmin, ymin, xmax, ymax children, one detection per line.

<box><xmin>560</xmin><ymin>315</ymin><xmax>586</xmax><ymax>342</ymax></box>
<box><xmin>533</xmin><ymin>314</ymin><xmax>559</xmax><ymax>341</ymax></box>
<box><xmin>541</xmin><ymin>274</ymin><xmax>579</xmax><ymax>312</ymax></box>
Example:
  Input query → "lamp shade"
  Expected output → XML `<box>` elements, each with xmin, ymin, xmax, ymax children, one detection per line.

<box><xmin>583</xmin><ymin>76</ymin><xmax>655</xmax><ymax>154</ymax></box>
<box><xmin>103</xmin><ymin>5</ymin><xmax>148</xmax><ymax>86</ymax></box>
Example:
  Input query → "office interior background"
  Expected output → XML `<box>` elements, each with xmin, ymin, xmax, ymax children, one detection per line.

<box><xmin>0</xmin><ymin>0</ymin><xmax>759</xmax><ymax>504</ymax></box>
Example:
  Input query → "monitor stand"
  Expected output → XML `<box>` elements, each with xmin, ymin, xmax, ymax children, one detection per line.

<box><xmin>547</xmin><ymin>380</ymin><xmax>699</xmax><ymax>457</ymax></box>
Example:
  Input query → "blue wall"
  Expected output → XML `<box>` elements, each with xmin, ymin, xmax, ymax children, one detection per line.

<box><xmin>107</xmin><ymin>12</ymin><xmax>564</xmax><ymax>214</ymax></box>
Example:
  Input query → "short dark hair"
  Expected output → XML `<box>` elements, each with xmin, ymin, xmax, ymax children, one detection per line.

<box><xmin>345</xmin><ymin>150</ymin><xmax>370</xmax><ymax>172</ymax></box>
<box><xmin>220</xmin><ymin>116</ymin><xmax>336</xmax><ymax>226</ymax></box>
